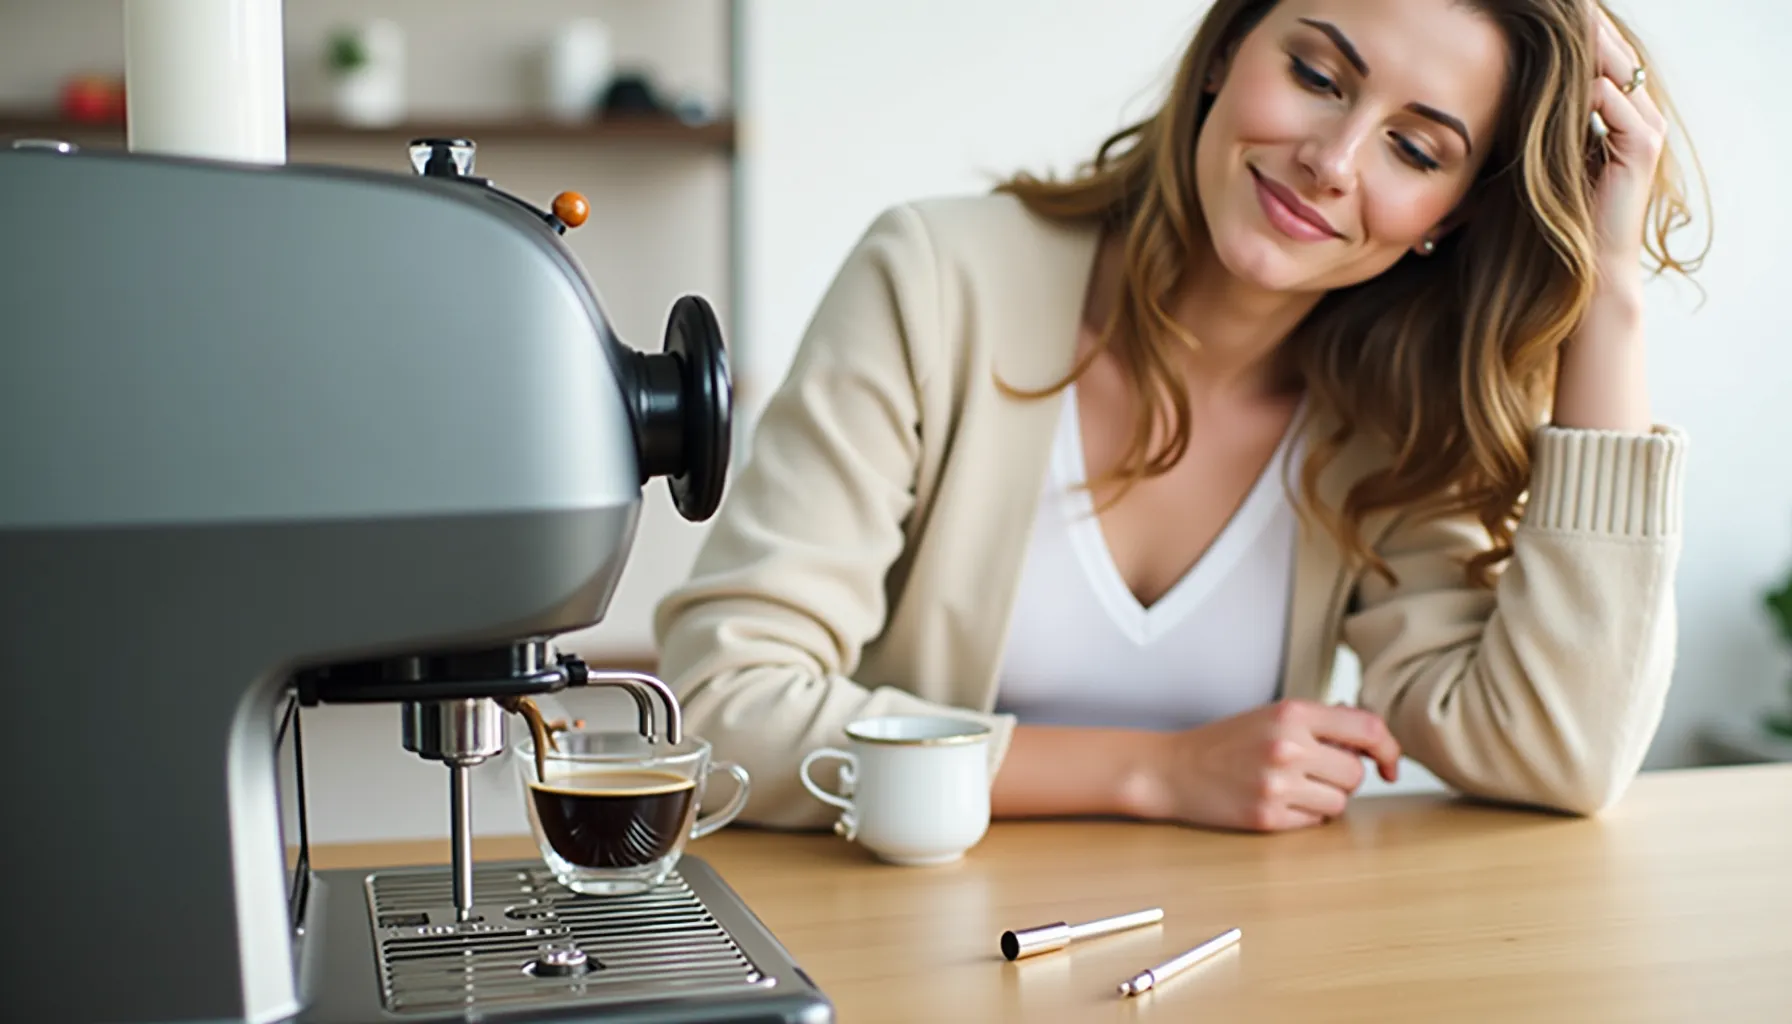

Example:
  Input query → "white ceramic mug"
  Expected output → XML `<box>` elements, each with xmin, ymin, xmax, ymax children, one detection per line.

<box><xmin>798</xmin><ymin>714</ymin><xmax>992</xmax><ymax>865</ymax></box>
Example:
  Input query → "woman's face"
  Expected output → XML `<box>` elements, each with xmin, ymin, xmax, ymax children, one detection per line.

<box><xmin>1194</xmin><ymin>0</ymin><xmax>1510</xmax><ymax>295</ymax></box>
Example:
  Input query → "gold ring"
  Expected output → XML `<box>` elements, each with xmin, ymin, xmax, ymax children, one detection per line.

<box><xmin>1622</xmin><ymin>65</ymin><xmax>1646</xmax><ymax>94</ymax></box>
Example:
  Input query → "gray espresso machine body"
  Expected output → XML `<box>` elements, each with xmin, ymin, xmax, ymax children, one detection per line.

<box><xmin>0</xmin><ymin>140</ymin><xmax>830</xmax><ymax>1024</ymax></box>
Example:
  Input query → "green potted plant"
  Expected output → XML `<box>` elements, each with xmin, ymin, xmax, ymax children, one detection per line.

<box><xmin>324</xmin><ymin>30</ymin><xmax>369</xmax><ymax>79</ymax></box>
<box><xmin>1764</xmin><ymin>569</ymin><xmax>1792</xmax><ymax>737</ymax></box>
<box><xmin>322</xmin><ymin>21</ymin><xmax>405</xmax><ymax>127</ymax></box>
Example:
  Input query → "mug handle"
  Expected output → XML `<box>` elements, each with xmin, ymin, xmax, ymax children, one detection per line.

<box><xmin>692</xmin><ymin>761</ymin><xmax>751</xmax><ymax>840</ymax></box>
<box><xmin>799</xmin><ymin>747</ymin><xmax>859</xmax><ymax>837</ymax></box>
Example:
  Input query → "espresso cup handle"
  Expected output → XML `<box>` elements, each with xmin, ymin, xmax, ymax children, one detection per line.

<box><xmin>799</xmin><ymin>747</ymin><xmax>857</xmax><ymax>818</ymax></box>
<box><xmin>691</xmin><ymin>761</ymin><xmax>751</xmax><ymax>840</ymax></box>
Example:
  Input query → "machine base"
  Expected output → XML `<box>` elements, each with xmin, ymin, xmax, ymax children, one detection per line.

<box><xmin>295</xmin><ymin>856</ymin><xmax>833</xmax><ymax>1023</ymax></box>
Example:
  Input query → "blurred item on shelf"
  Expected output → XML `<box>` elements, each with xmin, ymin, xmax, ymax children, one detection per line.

<box><xmin>60</xmin><ymin>74</ymin><xmax>126</xmax><ymax>124</ymax></box>
<box><xmin>541</xmin><ymin>18</ymin><xmax>615</xmax><ymax>124</ymax></box>
<box><xmin>323</xmin><ymin>19</ymin><xmax>405</xmax><ymax>128</ymax></box>
<box><xmin>601</xmin><ymin>72</ymin><xmax>718</xmax><ymax>126</ymax></box>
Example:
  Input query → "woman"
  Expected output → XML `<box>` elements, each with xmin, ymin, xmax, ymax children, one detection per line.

<box><xmin>653</xmin><ymin>0</ymin><xmax>1707</xmax><ymax>832</ymax></box>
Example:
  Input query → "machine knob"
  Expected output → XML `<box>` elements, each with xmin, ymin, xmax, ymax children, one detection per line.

<box><xmin>530</xmin><ymin>947</ymin><xmax>592</xmax><ymax>977</ymax></box>
<box><xmin>551</xmin><ymin>191</ymin><xmax>589</xmax><ymax>229</ymax></box>
<box><xmin>408</xmin><ymin>137</ymin><xmax>477</xmax><ymax>178</ymax></box>
<box><xmin>624</xmin><ymin>295</ymin><xmax>732</xmax><ymax>522</ymax></box>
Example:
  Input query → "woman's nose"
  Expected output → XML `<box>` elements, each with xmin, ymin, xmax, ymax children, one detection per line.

<box><xmin>1295</xmin><ymin>121</ymin><xmax>1368</xmax><ymax>196</ymax></box>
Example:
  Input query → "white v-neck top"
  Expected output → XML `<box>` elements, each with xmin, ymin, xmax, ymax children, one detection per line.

<box><xmin>992</xmin><ymin>385</ymin><xmax>1297</xmax><ymax>731</ymax></box>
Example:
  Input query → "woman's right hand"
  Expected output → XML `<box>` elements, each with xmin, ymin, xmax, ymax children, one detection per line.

<box><xmin>1136</xmin><ymin>700</ymin><xmax>1404</xmax><ymax>832</ymax></box>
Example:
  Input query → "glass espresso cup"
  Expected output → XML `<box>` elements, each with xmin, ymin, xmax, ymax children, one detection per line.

<box><xmin>515</xmin><ymin>729</ymin><xmax>749</xmax><ymax>895</ymax></box>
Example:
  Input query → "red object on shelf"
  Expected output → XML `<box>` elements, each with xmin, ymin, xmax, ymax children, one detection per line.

<box><xmin>60</xmin><ymin>75</ymin><xmax>127</xmax><ymax>124</ymax></box>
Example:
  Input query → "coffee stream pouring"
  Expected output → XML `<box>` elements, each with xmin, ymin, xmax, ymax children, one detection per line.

<box><xmin>0</xmin><ymin>135</ymin><xmax>832</xmax><ymax>1023</ymax></box>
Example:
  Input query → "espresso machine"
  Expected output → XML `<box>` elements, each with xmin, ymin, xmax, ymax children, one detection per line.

<box><xmin>0</xmin><ymin>136</ymin><xmax>831</xmax><ymax>1023</ymax></box>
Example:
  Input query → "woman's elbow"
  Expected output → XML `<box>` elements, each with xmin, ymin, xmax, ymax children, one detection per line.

<box><xmin>1537</xmin><ymin>773</ymin><xmax>1632</xmax><ymax>817</ymax></box>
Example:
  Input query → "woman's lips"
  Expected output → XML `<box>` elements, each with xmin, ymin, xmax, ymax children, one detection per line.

<box><xmin>1250</xmin><ymin>167</ymin><xmax>1341</xmax><ymax>242</ymax></box>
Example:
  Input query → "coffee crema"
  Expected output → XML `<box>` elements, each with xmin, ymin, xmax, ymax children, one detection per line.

<box><xmin>528</xmin><ymin>770</ymin><xmax>696</xmax><ymax>869</ymax></box>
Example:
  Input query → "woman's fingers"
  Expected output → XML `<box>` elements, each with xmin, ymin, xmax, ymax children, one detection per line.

<box><xmin>1592</xmin><ymin>8</ymin><xmax>1665</xmax><ymax>129</ymax></box>
<box><xmin>1591</xmin><ymin>76</ymin><xmax>1664</xmax><ymax>170</ymax></box>
<box><xmin>1303</xmin><ymin>703</ymin><xmax>1402</xmax><ymax>782</ymax></box>
<box><xmin>1593</xmin><ymin>6</ymin><xmax>1639</xmax><ymax>86</ymax></box>
<box><xmin>1286</xmin><ymin>776</ymin><xmax>1352</xmax><ymax>821</ymax></box>
<box><xmin>1306</xmin><ymin>738</ymin><xmax>1368</xmax><ymax>794</ymax></box>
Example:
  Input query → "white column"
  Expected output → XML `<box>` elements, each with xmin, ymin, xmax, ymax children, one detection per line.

<box><xmin>123</xmin><ymin>0</ymin><xmax>287</xmax><ymax>164</ymax></box>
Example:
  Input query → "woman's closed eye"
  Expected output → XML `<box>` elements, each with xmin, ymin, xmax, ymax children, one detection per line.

<box><xmin>1288</xmin><ymin>55</ymin><xmax>1337</xmax><ymax>95</ymax></box>
<box><xmin>1391</xmin><ymin>134</ymin><xmax>1441</xmax><ymax>172</ymax></box>
<box><xmin>1288</xmin><ymin>54</ymin><xmax>1443</xmax><ymax>173</ymax></box>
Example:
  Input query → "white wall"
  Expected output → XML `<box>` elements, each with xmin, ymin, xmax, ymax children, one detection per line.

<box><xmin>737</xmin><ymin>0</ymin><xmax>1792</xmax><ymax>789</ymax></box>
<box><xmin>1625</xmin><ymin>0</ymin><xmax>1792</xmax><ymax>768</ymax></box>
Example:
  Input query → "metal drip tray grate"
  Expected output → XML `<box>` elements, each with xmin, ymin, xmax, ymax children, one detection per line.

<box><xmin>364</xmin><ymin>863</ymin><xmax>772</xmax><ymax>1015</ymax></box>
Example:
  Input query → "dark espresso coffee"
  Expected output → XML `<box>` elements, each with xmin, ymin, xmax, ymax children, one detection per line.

<box><xmin>529</xmin><ymin>770</ymin><xmax>697</xmax><ymax>868</ymax></box>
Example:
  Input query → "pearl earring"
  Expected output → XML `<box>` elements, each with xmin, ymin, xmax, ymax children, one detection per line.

<box><xmin>1420</xmin><ymin>239</ymin><xmax>1436</xmax><ymax>255</ymax></box>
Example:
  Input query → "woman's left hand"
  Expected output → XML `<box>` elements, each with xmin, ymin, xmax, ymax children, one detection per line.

<box><xmin>1552</xmin><ymin>5</ymin><xmax>1664</xmax><ymax>434</ymax></box>
<box><xmin>1587</xmin><ymin>5</ymin><xmax>1667</xmax><ymax>295</ymax></box>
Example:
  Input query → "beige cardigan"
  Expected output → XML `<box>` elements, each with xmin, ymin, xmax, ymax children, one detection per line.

<box><xmin>650</xmin><ymin>193</ymin><xmax>1687</xmax><ymax>830</ymax></box>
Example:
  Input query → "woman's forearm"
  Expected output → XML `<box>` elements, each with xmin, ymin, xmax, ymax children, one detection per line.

<box><xmin>1552</xmin><ymin>291</ymin><xmax>1651</xmax><ymax>433</ymax></box>
<box><xmin>990</xmin><ymin>723</ymin><xmax>1168</xmax><ymax>820</ymax></box>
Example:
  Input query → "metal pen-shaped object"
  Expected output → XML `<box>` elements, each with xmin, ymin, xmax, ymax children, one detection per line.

<box><xmin>1001</xmin><ymin>907</ymin><xmax>1164</xmax><ymax>961</ymax></box>
<box><xmin>1116</xmin><ymin>927</ymin><xmax>1241</xmax><ymax>997</ymax></box>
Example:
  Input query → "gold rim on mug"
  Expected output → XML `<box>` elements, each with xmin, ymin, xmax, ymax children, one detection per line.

<box><xmin>842</xmin><ymin>720</ymin><xmax>992</xmax><ymax>747</ymax></box>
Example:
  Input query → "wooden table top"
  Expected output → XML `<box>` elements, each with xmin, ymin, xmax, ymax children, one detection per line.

<box><xmin>315</xmin><ymin>763</ymin><xmax>1792</xmax><ymax>1023</ymax></box>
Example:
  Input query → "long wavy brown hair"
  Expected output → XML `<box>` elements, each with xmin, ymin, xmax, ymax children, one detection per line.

<box><xmin>996</xmin><ymin>0</ymin><xmax>1708</xmax><ymax>587</ymax></box>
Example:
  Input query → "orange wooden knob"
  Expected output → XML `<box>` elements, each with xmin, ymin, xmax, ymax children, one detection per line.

<box><xmin>552</xmin><ymin>191</ymin><xmax>589</xmax><ymax>228</ymax></box>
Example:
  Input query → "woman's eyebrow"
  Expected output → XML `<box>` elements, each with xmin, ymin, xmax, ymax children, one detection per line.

<box><xmin>1296</xmin><ymin>17</ymin><xmax>1475</xmax><ymax>155</ymax></box>
<box><xmin>1298</xmin><ymin>18</ymin><xmax>1369</xmax><ymax>76</ymax></box>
